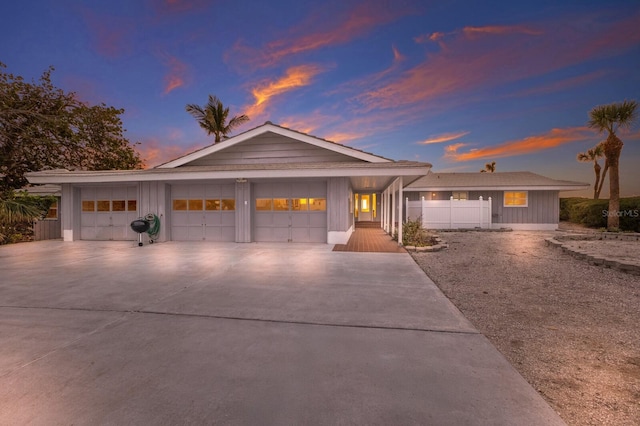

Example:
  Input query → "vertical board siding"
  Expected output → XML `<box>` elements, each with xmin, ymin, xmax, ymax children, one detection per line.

<box><xmin>470</xmin><ymin>190</ymin><xmax>558</xmax><ymax>224</ymax></box>
<box><xmin>327</xmin><ymin>177</ymin><xmax>350</xmax><ymax>231</ymax></box>
<box><xmin>186</xmin><ymin>133</ymin><xmax>363</xmax><ymax>166</ymax></box>
<box><xmin>34</xmin><ymin>219</ymin><xmax>61</xmax><ymax>240</ymax></box>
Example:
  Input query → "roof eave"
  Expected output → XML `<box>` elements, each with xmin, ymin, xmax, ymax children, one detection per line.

<box><xmin>27</xmin><ymin>165</ymin><xmax>431</xmax><ymax>185</ymax></box>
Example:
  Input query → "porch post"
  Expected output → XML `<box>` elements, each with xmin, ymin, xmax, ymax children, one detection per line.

<box><xmin>478</xmin><ymin>196</ymin><xmax>483</xmax><ymax>229</ymax></box>
<box><xmin>391</xmin><ymin>181</ymin><xmax>396</xmax><ymax>237</ymax></box>
<box><xmin>398</xmin><ymin>176</ymin><xmax>403</xmax><ymax>246</ymax></box>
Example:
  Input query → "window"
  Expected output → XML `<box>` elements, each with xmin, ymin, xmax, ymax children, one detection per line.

<box><xmin>273</xmin><ymin>198</ymin><xmax>289</xmax><ymax>211</ymax></box>
<box><xmin>189</xmin><ymin>199</ymin><xmax>203</xmax><ymax>210</ymax></box>
<box><xmin>205</xmin><ymin>199</ymin><xmax>221</xmax><ymax>211</ymax></box>
<box><xmin>127</xmin><ymin>200</ymin><xmax>137</xmax><ymax>211</ymax></box>
<box><xmin>221</xmin><ymin>199</ymin><xmax>235</xmax><ymax>211</ymax></box>
<box><xmin>452</xmin><ymin>191</ymin><xmax>468</xmax><ymax>200</ymax></box>
<box><xmin>45</xmin><ymin>200</ymin><xmax>58</xmax><ymax>219</ymax></box>
<box><xmin>82</xmin><ymin>200</ymin><xmax>95</xmax><ymax>212</ymax></box>
<box><xmin>309</xmin><ymin>198</ymin><xmax>326</xmax><ymax>211</ymax></box>
<box><xmin>504</xmin><ymin>191</ymin><xmax>528</xmax><ymax>207</ymax></box>
<box><xmin>97</xmin><ymin>200</ymin><xmax>110</xmax><ymax>212</ymax></box>
<box><xmin>291</xmin><ymin>198</ymin><xmax>308</xmax><ymax>211</ymax></box>
<box><xmin>256</xmin><ymin>198</ymin><xmax>272</xmax><ymax>211</ymax></box>
<box><xmin>112</xmin><ymin>200</ymin><xmax>126</xmax><ymax>212</ymax></box>
<box><xmin>173</xmin><ymin>199</ymin><xmax>187</xmax><ymax>211</ymax></box>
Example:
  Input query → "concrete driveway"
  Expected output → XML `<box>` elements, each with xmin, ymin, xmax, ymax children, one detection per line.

<box><xmin>0</xmin><ymin>241</ymin><xmax>564</xmax><ymax>425</ymax></box>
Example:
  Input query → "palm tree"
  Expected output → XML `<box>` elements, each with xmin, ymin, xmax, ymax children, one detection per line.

<box><xmin>185</xmin><ymin>95</ymin><xmax>249</xmax><ymax>143</ymax></box>
<box><xmin>480</xmin><ymin>161</ymin><xmax>496</xmax><ymax>173</ymax></box>
<box><xmin>577</xmin><ymin>143</ymin><xmax>606</xmax><ymax>199</ymax></box>
<box><xmin>0</xmin><ymin>193</ymin><xmax>45</xmax><ymax>242</ymax></box>
<box><xmin>588</xmin><ymin>100</ymin><xmax>638</xmax><ymax>230</ymax></box>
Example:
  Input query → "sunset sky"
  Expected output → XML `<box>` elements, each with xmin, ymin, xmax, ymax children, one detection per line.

<box><xmin>2</xmin><ymin>0</ymin><xmax>639</xmax><ymax>197</ymax></box>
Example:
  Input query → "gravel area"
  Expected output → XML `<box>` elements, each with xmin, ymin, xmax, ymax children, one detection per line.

<box><xmin>411</xmin><ymin>230</ymin><xmax>640</xmax><ymax>426</ymax></box>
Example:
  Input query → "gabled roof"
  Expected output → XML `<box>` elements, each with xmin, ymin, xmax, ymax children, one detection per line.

<box><xmin>157</xmin><ymin>121</ymin><xmax>392</xmax><ymax>168</ymax></box>
<box><xmin>405</xmin><ymin>171</ymin><xmax>589</xmax><ymax>191</ymax></box>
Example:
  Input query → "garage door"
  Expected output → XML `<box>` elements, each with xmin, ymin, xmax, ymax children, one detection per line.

<box><xmin>254</xmin><ymin>182</ymin><xmax>327</xmax><ymax>243</ymax></box>
<box><xmin>171</xmin><ymin>184</ymin><xmax>235</xmax><ymax>241</ymax></box>
<box><xmin>80</xmin><ymin>187</ymin><xmax>138</xmax><ymax>240</ymax></box>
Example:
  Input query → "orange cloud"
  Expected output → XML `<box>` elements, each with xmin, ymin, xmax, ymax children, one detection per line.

<box><xmin>357</xmin><ymin>12</ymin><xmax>640</xmax><ymax>112</ymax></box>
<box><xmin>444</xmin><ymin>127</ymin><xmax>596</xmax><ymax>162</ymax></box>
<box><xmin>160</xmin><ymin>53</ymin><xmax>189</xmax><ymax>94</ymax></box>
<box><xmin>226</xmin><ymin>1</ymin><xmax>411</xmax><ymax>70</ymax></box>
<box><xmin>243</xmin><ymin>65</ymin><xmax>325</xmax><ymax>119</ymax></box>
<box><xmin>136</xmin><ymin>138</ymin><xmax>204</xmax><ymax>168</ymax></box>
<box><xmin>419</xmin><ymin>131</ymin><xmax>470</xmax><ymax>144</ymax></box>
<box><xmin>323</xmin><ymin>132</ymin><xmax>367</xmax><ymax>144</ymax></box>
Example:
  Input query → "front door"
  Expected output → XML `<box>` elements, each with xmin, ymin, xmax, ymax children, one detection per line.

<box><xmin>354</xmin><ymin>193</ymin><xmax>378</xmax><ymax>222</ymax></box>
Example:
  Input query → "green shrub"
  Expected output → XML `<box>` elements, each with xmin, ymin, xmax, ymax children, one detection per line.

<box><xmin>393</xmin><ymin>217</ymin><xmax>437</xmax><ymax>246</ymax></box>
<box><xmin>560</xmin><ymin>197</ymin><xmax>640</xmax><ymax>232</ymax></box>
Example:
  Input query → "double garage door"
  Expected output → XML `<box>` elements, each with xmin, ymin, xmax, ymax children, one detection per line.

<box><xmin>80</xmin><ymin>187</ymin><xmax>138</xmax><ymax>240</ymax></box>
<box><xmin>254</xmin><ymin>182</ymin><xmax>327</xmax><ymax>243</ymax></box>
<box><xmin>171</xmin><ymin>184</ymin><xmax>236</xmax><ymax>241</ymax></box>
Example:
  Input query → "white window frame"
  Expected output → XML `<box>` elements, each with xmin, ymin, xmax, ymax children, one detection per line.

<box><xmin>452</xmin><ymin>191</ymin><xmax>468</xmax><ymax>201</ymax></box>
<box><xmin>503</xmin><ymin>191</ymin><xmax>528</xmax><ymax>207</ymax></box>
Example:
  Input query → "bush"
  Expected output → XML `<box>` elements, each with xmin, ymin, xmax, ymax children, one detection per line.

<box><xmin>560</xmin><ymin>197</ymin><xmax>640</xmax><ymax>232</ymax></box>
<box><xmin>393</xmin><ymin>217</ymin><xmax>437</xmax><ymax>246</ymax></box>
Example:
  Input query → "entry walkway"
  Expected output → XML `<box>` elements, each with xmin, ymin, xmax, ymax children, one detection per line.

<box><xmin>333</xmin><ymin>221</ymin><xmax>406</xmax><ymax>253</ymax></box>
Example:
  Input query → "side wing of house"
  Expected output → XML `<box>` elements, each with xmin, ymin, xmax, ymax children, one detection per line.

<box><xmin>404</xmin><ymin>172</ymin><xmax>588</xmax><ymax>230</ymax></box>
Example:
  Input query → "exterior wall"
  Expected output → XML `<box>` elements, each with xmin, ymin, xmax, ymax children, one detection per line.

<box><xmin>469</xmin><ymin>190</ymin><xmax>559</xmax><ymax>224</ymax></box>
<box><xmin>34</xmin><ymin>218</ymin><xmax>61</xmax><ymax>240</ymax></box>
<box><xmin>139</xmin><ymin>182</ymin><xmax>169</xmax><ymax>242</ymax></box>
<box><xmin>186</xmin><ymin>133</ymin><xmax>364</xmax><ymax>166</ymax></box>
<box><xmin>404</xmin><ymin>190</ymin><xmax>560</xmax><ymax>228</ymax></box>
<box><xmin>327</xmin><ymin>177</ymin><xmax>353</xmax><ymax>244</ymax></box>
<box><xmin>235</xmin><ymin>181</ymin><xmax>251</xmax><ymax>243</ymax></box>
<box><xmin>61</xmin><ymin>184</ymin><xmax>80</xmax><ymax>241</ymax></box>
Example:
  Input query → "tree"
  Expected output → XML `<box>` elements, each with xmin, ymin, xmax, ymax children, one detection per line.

<box><xmin>588</xmin><ymin>100</ymin><xmax>638</xmax><ymax>230</ymax></box>
<box><xmin>0</xmin><ymin>191</ymin><xmax>53</xmax><ymax>243</ymax></box>
<box><xmin>0</xmin><ymin>62</ymin><xmax>142</xmax><ymax>194</ymax></box>
<box><xmin>185</xmin><ymin>95</ymin><xmax>249</xmax><ymax>143</ymax></box>
<box><xmin>577</xmin><ymin>143</ymin><xmax>607</xmax><ymax>199</ymax></box>
<box><xmin>480</xmin><ymin>161</ymin><xmax>496</xmax><ymax>173</ymax></box>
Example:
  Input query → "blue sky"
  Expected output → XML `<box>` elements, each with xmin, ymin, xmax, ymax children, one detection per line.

<box><xmin>2</xmin><ymin>0</ymin><xmax>639</xmax><ymax>197</ymax></box>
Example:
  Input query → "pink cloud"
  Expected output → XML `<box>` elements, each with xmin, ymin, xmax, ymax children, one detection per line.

<box><xmin>225</xmin><ymin>0</ymin><xmax>412</xmax><ymax>70</ymax></box>
<box><xmin>357</xmin><ymin>13</ymin><xmax>640</xmax><ymax>111</ymax></box>
<box><xmin>80</xmin><ymin>8</ymin><xmax>134</xmax><ymax>58</ymax></box>
<box><xmin>419</xmin><ymin>131</ymin><xmax>470</xmax><ymax>144</ymax></box>
<box><xmin>158</xmin><ymin>52</ymin><xmax>189</xmax><ymax>94</ymax></box>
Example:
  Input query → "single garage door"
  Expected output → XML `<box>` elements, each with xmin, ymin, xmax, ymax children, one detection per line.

<box><xmin>171</xmin><ymin>183</ymin><xmax>235</xmax><ymax>241</ymax></box>
<box><xmin>80</xmin><ymin>186</ymin><xmax>138</xmax><ymax>240</ymax></box>
<box><xmin>254</xmin><ymin>181</ymin><xmax>327</xmax><ymax>243</ymax></box>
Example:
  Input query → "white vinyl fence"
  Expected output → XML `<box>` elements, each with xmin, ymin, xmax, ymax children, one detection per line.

<box><xmin>406</xmin><ymin>196</ymin><xmax>492</xmax><ymax>229</ymax></box>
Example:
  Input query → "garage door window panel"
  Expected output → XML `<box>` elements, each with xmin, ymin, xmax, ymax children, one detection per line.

<box><xmin>309</xmin><ymin>198</ymin><xmax>326</xmax><ymax>211</ymax></box>
<box><xmin>273</xmin><ymin>198</ymin><xmax>289</xmax><ymax>211</ymax></box>
<box><xmin>82</xmin><ymin>200</ymin><xmax>95</xmax><ymax>212</ymax></box>
<box><xmin>189</xmin><ymin>199</ymin><xmax>203</xmax><ymax>210</ymax></box>
<box><xmin>205</xmin><ymin>199</ymin><xmax>221</xmax><ymax>210</ymax></box>
<box><xmin>221</xmin><ymin>199</ymin><xmax>235</xmax><ymax>210</ymax></box>
<box><xmin>173</xmin><ymin>199</ymin><xmax>187</xmax><ymax>211</ymax></box>
<box><xmin>256</xmin><ymin>199</ymin><xmax>272</xmax><ymax>211</ymax></box>
<box><xmin>112</xmin><ymin>200</ymin><xmax>126</xmax><ymax>212</ymax></box>
<box><xmin>291</xmin><ymin>198</ymin><xmax>308</xmax><ymax>211</ymax></box>
<box><xmin>97</xmin><ymin>201</ymin><xmax>110</xmax><ymax>212</ymax></box>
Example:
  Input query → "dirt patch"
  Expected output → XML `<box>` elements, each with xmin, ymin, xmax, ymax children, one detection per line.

<box><xmin>411</xmin><ymin>231</ymin><xmax>640</xmax><ymax>426</ymax></box>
